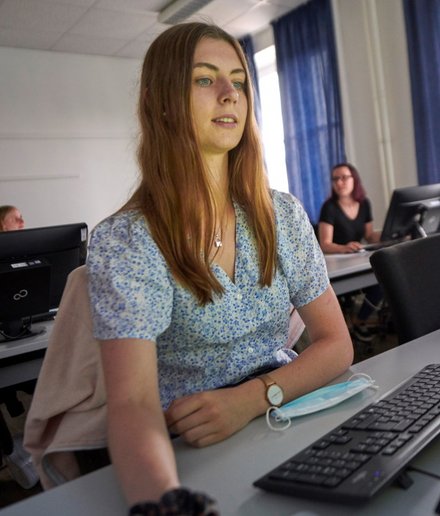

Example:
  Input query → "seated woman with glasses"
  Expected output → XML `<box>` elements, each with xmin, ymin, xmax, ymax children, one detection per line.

<box><xmin>318</xmin><ymin>163</ymin><xmax>382</xmax><ymax>343</ymax></box>
<box><xmin>318</xmin><ymin>163</ymin><xmax>381</xmax><ymax>254</ymax></box>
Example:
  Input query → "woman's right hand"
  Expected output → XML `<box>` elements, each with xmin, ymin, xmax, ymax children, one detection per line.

<box><xmin>343</xmin><ymin>241</ymin><xmax>363</xmax><ymax>253</ymax></box>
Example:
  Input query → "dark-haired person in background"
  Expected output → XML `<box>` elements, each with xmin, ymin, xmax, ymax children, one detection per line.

<box><xmin>0</xmin><ymin>205</ymin><xmax>24</xmax><ymax>231</ymax></box>
<box><xmin>318</xmin><ymin>163</ymin><xmax>382</xmax><ymax>343</ymax></box>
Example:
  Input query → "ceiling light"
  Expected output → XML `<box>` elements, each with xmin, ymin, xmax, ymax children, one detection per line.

<box><xmin>158</xmin><ymin>0</ymin><xmax>215</xmax><ymax>25</ymax></box>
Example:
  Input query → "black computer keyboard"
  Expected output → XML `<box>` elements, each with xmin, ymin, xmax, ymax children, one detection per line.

<box><xmin>361</xmin><ymin>237</ymin><xmax>407</xmax><ymax>251</ymax></box>
<box><xmin>254</xmin><ymin>363</ymin><xmax>440</xmax><ymax>504</ymax></box>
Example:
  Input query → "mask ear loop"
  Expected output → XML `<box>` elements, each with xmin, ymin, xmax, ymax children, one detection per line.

<box><xmin>266</xmin><ymin>406</ymin><xmax>291</xmax><ymax>432</ymax></box>
<box><xmin>348</xmin><ymin>372</ymin><xmax>379</xmax><ymax>390</ymax></box>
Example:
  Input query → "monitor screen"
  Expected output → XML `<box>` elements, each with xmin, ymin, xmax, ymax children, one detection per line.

<box><xmin>0</xmin><ymin>223</ymin><xmax>88</xmax><ymax>341</ymax></box>
<box><xmin>381</xmin><ymin>184</ymin><xmax>440</xmax><ymax>241</ymax></box>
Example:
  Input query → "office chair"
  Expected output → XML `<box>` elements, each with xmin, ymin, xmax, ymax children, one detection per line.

<box><xmin>369</xmin><ymin>233</ymin><xmax>440</xmax><ymax>345</ymax></box>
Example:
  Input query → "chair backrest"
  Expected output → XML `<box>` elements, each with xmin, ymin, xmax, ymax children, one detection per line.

<box><xmin>369</xmin><ymin>234</ymin><xmax>440</xmax><ymax>344</ymax></box>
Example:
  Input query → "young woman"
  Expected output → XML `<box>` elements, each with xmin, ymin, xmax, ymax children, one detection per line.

<box><xmin>318</xmin><ymin>163</ymin><xmax>382</xmax><ymax>342</ymax></box>
<box><xmin>0</xmin><ymin>205</ymin><xmax>24</xmax><ymax>231</ymax></box>
<box><xmin>87</xmin><ymin>23</ymin><xmax>353</xmax><ymax>515</ymax></box>
<box><xmin>318</xmin><ymin>163</ymin><xmax>381</xmax><ymax>254</ymax></box>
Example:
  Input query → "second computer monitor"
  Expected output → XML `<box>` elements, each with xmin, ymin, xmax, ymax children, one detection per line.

<box><xmin>0</xmin><ymin>223</ymin><xmax>88</xmax><ymax>340</ymax></box>
<box><xmin>381</xmin><ymin>183</ymin><xmax>440</xmax><ymax>241</ymax></box>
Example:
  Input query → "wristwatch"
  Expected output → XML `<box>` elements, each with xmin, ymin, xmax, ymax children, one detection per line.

<box><xmin>257</xmin><ymin>373</ymin><xmax>284</xmax><ymax>407</ymax></box>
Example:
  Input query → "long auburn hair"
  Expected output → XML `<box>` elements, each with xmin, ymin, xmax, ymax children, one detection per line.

<box><xmin>330</xmin><ymin>162</ymin><xmax>366</xmax><ymax>203</ymax></box>
<box><xmin>122</xmin><ymin>23</ymin><xmax>276</xmax><ymax>304</ymax></box>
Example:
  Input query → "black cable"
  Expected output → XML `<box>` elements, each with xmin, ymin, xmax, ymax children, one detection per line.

<box><xmin>407</xmin><ymin>465</ymin><xmax>440</xmax><ymax>481</ymax></box>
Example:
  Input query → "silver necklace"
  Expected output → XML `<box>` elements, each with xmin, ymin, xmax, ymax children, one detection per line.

<box><xmin>213</xmin><ymin>198</ymin><xmax>230</xmax><ymax>249</ymax></box>
<box><xmin>214</xmin><ymin>233</ymin><xmax>223</xmax><ymax>248</ymax></box>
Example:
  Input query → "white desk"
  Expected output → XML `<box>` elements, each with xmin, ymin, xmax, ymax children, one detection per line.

<box><xmin>2</xmin><ymin>329</ymin><xmax>440</xmax><ymax>515</ymax></box>
<box><xmin>325</xmin><ymin>252</ymin><xmax>378</xmax><ymax>296</ymax></box>
<box><xmin>0</xmin><ymin>321</ymin><xmax>52</xmax><ymax>389</ymax></box>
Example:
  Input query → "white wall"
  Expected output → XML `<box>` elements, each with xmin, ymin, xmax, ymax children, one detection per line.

<box><xmin>0</xmin><ymin>47</ymin><xmax>141</xmax><ymax>232</ymax></box>
<box><xmin>333</xmin><ymin>0</ymin><xmax>417</xmax><ymax>227</ymax></box>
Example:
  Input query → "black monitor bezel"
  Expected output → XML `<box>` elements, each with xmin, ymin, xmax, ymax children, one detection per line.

<box><xmin>381</xmin><ymin>184</ymin><xmax>440</xmax><ymax>241</ymax></box>
<box><xmin>0</xmin><ymin>223</ymin><xmax>88</xmax><ymax>341</ymax></box>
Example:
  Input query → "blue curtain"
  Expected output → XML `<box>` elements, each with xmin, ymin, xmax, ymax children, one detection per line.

<box><xmin>239</xmin><ymin>35</ymin><xmax>262</xmax><ymax>127</ymax></box>
<box><xmin>272</xmin><ymin>0</ymin><xmax>345</xmax><ymax>223</ymax></box>
<box><xmin>403</xmin><ymin>0</ymin><xmax>440</xmax><ymax>185</ymax></box>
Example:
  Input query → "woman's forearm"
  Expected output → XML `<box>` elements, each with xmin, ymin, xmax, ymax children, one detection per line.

<box><xmin>107</xmin><ymin>401</ymin><xmax>180</xmax><ymax>506</ymax></box>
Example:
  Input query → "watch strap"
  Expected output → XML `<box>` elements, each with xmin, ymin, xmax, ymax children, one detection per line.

<box><xmin>257</xmin><ymin>373</ymin><xmax>276</xmax><ymax>389</ymax></box>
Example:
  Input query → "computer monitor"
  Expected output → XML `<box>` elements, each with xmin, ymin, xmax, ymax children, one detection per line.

<box><xmin>381</xmin><ymin>184</ymin><xmax>440</xmax><ymax>241</ymax></box>
<box><xmin>0</xmin><ymin>223</ymin><xmax>88</xmax><ymax>341</ymax></box>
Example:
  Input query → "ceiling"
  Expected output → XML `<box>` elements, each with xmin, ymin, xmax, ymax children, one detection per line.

<box><xmin>0</xmin><ymin>0</ymin><xmax>304</xmax><ymax>59</ymax></box>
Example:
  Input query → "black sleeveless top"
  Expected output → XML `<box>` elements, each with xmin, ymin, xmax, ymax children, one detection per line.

<box><xmin>319</xmin><ymin>198</ymin><xmax>372</xmax><ymax>244</ymax></box>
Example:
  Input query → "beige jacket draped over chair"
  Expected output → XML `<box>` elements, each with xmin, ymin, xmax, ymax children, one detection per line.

<box><xmin>24</xmin><ymin>265</ymin><xmax>107</xmax><ymax>489</ymax></box>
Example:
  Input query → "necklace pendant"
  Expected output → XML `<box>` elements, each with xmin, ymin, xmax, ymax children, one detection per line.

<box><xmin>214</xmin><ymin>236</ymin><xmax>223</xmax><ymax>248</ymax></box>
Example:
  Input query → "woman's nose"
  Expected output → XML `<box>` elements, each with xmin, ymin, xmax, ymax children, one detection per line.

<box><xmin>219</xmin><ymin>81</ymin><xmax>239</xmax><ymax>103</ymax></box>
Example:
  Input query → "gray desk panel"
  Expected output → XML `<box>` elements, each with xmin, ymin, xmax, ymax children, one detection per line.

<box><xmin>0</xmin><ymin>322</ymin><xmax>52</xmax><ymax>360</ymax></box>
<box><xmin>325</xmin><ymin>253</ymin><xmax>378</xmax><ymax>296</ymax></box>
<box><xmin>330</xmin><ymin>270</ymin><xmax>377</xmax><ymax>296</ymax></box>
<box><xmin>1</xmin><ymin>330</ymin><xmax>440</xmax><ymax>516</ymax></box>
<box><xmin>0</xmin><ymin>358</ymin><xmax>44</xmax><ymax>389</ymax></box>
<box><xmin>0</xmin><ymin>322</ymin><xmax>52</xmax><ymax>388</ymax></box>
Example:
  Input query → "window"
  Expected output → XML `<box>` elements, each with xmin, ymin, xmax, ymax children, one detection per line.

<box><xmin>254</xmin><ymin>46</ymin><xmax>289</xmax><ymax>193</ymax></box>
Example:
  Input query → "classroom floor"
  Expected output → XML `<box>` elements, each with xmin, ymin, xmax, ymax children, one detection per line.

<box><xmin>0</xmin><ymin>393</ymin><xmax>43</xmax><ymax>509</ymax></box>
<box><xmin>344</xmin><ymin>294</ymin><xmax>399</xmax><ymax>364</ymax></box>
<box><xmin>352</xmin><ymin>325</ymin><xmax>398</xmax><ymax>364</ymax></box>
<box><xmin>0</xmin><ymin>312</ymin><xmax>399</xmax><ymax>510</ymax></box>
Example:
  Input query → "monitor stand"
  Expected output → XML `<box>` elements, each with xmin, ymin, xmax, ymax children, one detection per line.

<box><xmin>410</xmin><ymin>203</ymin><xmax>440</xmax><ymax>239</ymax></box>
<box><xmin>0</xmin><ymin>319</ymin><xmax>46</xmax><ymax>343</ymax></box>
<box><xmin>411</xmin><ymin>221</ymin><xmax>428</xmax><ymax>239</ymax></box>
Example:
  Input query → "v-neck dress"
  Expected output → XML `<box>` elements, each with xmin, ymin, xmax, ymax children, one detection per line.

<box><xmin>87</xmin><ymin>190</ymin><xmax>329</xmax><ymax>408</ymax></box>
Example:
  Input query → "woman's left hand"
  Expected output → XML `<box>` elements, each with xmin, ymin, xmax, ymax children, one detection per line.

<box><xmin>164</xmin><ymin>386</ymin><xmax>255</xmax><ymax>447</ymax></box>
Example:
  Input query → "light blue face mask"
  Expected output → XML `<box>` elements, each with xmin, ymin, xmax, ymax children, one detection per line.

<box><xmin>266</xmin><ymin>373</ymin><xmax>378</xmax><ymax>432</ymax></box>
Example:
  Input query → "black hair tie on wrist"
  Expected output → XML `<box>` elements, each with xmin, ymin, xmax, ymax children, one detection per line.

<box><xmin>128</xmin><ymin>487</ymin><xmax>219</xmax><ymax>515</ymax></box>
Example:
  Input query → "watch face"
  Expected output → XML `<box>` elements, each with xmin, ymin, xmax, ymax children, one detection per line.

<box><xmin>267</xmin><ymin>384</ymin><xmax>283</xmax><ymax>406</ymax></box>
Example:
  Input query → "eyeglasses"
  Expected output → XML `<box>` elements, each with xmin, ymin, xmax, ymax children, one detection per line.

<box><xmin>332</xmin><ymin>175</ymin><xmax>353</xmax><ymax>183</ymax></box>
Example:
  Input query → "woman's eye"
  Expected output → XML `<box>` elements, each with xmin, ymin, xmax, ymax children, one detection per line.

<box><xmin>233</xmin><ymin>81</ymin><xmax>245</xmax><ymax>91</ymax></box>
<box><xmin>196</xmin><ymin>77</ymin><xmax>212</xmax><ymax>87</ymax></box>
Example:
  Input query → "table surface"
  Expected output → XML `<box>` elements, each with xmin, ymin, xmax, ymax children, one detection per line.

<box><xmin>324</xmin><ymin>251</ymin><xmax>373</xmax><ymax>279</ymax></box>
<box><xmin>2</xmin><ymin>329</ymin><xmax>440</xmax><ymax>516</ymax></box>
